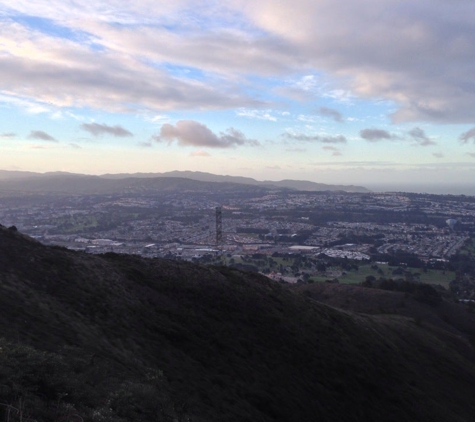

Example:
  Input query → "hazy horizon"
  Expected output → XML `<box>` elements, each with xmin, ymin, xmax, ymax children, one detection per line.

<box><xmin>365</xmin><ymin>183</ymin><xmax>475</xmax><ymax>196</ymax></box>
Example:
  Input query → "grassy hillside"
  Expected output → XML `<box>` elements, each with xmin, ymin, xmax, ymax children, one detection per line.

<box><xmin>292</xmin><ymin>282</ymin><xmax>475</xmax><ymax>341</ymax></box>
<box><xmin>1</xmin><ymin>224</ymin><xmax>475</xmax><ymax>421</ymax></box>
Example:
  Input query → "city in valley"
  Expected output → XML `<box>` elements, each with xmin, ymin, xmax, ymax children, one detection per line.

<box><xmin>2</xmin><ymin>174</ymin><xmax>475</xmax><ymax>300</ymax></box>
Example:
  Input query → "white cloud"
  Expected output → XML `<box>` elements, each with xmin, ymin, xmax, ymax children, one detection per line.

<box><xmin>360</xmin><ymin>127</ymin><xmax>436</xmax><ymax>146</ymax></box>
<box><xmin>460</xmin><ymin>128</ymin><xmax>475</xmax><ymax>144</ymax></box>
<box><xmin>190</xmin><ymin>150</ymin><xmax>211</xmax><ymax>157</ymax></box>
<box><xmin>0</xmin><ymin>94</ymin><xmax>51</xmax><ymax>114</ymax></box>
<box><xmin>1</xmin><ymin>0</ymin><xmax>475</xmax><ymax>125</ymax></box>
<box><xmin>323</xmin><ymin>146</ymin><xmax>342</xmax><ymax>156</ymax></box>
<box><xmin>28</xmin><ymin>130</ymin><xmax>57</xmax><ymax>142</ymax></box>
<box><xmin>284</xmin><ymin>132</ymin><xmax>347</xmax><ymax>144</ymax></box>
<box><xmin>309</xmin><ymin>160</ymin><xmax>399</xmax><ymax>167</ymax></box>
<box><xmin>81</xmin><ymin>123</ymin><xmax>133</xmax><ymax>137</ymax></box>
<box><xmin>27</xmin><ymin>144</ymin><xmax>55</xmax><ymax>149</ymax></box>
<box><xmin>285</xmin><ymin>147</ymin><xmax>306</xmax><ymax>152</ymax></box>
<box><xmin>154</xmin><ymin>120</ymin><xmax>259</xmax><ymax>148</ymax></box>
<box><xmin>296</xmin><ymin>115</ymin><xmax>315</xmax><ymax>123</ymax></box>
<box><xmin>360</xmin><ymin>128</ymin><xmax>394</xmax><ymax>142</ymax></box>
<box><xmin>407</xmin><ymin>127</ymin><xmax>436</xmax><ymax>146</ymax></box>
<box><xmin>236</xmin><ymin>109</ymin><xmax>277</xmax><ymax>121</ymax></box>
<box><xmin>295</xmin><ymin>75</ymin><xmax>319</xmax><ymax>91</ymax></box>
<box><xmin>0</xmin><ymin>18</ymin><xmax>262</xmax><ymax>113</ymax></box>
<box><xmin>242</xmin><ymin>0</ymin><xmax>475</xmax><ymax>123</ymax></box>
<box><xmin>318</xmin><ymin>107</ymin><xmax>344</xmax><ymax>123</ymax></box>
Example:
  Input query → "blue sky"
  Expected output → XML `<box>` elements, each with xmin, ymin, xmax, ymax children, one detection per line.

<box><xmin>1</xmin><ymin>0</ymin><xmax>475</xmax><ymax>190</ymax></box>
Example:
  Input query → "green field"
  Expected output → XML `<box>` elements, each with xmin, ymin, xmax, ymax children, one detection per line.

<box><xmin>211</xmin><ymin>254</ymin><xmax>457</xmax><ymax>289</ymax></box>
<box><xmin>311</xmin><ymin>264</ymin><xmax>455</xmax><ymax>288</ymax></box>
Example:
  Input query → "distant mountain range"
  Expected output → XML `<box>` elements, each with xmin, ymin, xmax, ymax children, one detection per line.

<box><xmin>0</xmin><ymin>170</ymin><xmax>369</xmax><ymax>194</ymax></box>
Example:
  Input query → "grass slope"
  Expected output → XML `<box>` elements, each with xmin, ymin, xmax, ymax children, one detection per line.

<box><xmin>1</xmin><ymin>225</ymin><xmax>475</xmax><ymax>421</ymax></box>
<box><xmin>292</xmin><ymin>282</ymin><xmax>475</xmax><ymax>341</ymax></box>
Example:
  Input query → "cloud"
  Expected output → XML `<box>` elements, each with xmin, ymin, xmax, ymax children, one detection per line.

<box><xmin>154</xmin><ymin>120</ymin><xmax>259</xmax><ymax>148</ymax></box>
<box><xmin>296</xmin><ymin>114</ymin><xmax>315</xmax><ymax>123</ymax></box>
<box><xmin>284</xmin><ymin>133</ymin><xmax>347</xmax><ymax>144</ymax></box>
<box><xmin>244</xmin><ymin>1</ymin><xmax>475</xmax><ymax>124</ymax></box>
<box><xmin>323</xmin><ymin>146</ymin><xmax>343</xmax><ymax>156</ymax></box>
<box><xmin>80</xmin><ymin>123</ymin><xmax>133</xmax><ymax>137</ymax></box>
<box><xmin>360</xmin><ymin>129</ymin><xmax>393</xmax><ymax>142</ymax></box>
<box><xmin>1</xmin><ymin>1</ymin><xmax>192</xmax><ymax>25</ymax></box>
<box><xmin>459</xmin><ymin>128</ymin><xmax>475</xmax><ymax>144</ymax></box>
<box><xmin>28</xmin><ymin>144</ymin><xmax>54</xmax><ymax>149</ymax></box>
<box><xmin>285</xmin><ymin>148</ymin><xmax>306</xmax><ymax>152</ymax></box>
<box><xmin>28</xmin><ymin>130</ymin><xmax>57</xmax><ymax>142</ymax></box>
<box><xmin>432</xmin><ymin>152</ymin><xmax>444</xmax><ymax>158</ymax></box>
<box><xmin>190</xmin><ymin>150</ymin><xmax>211</xmax><ymax>157</ymax></box>
<box><xmin>408</xmin><ymin>127</ymin><xmax>436</xmax><ymax>146</ymax></box>
<box><xmin>0</xmin><ymin>19</ymin><xmax>265</xmax><ymax>114</ymax></box>
<box><xmin>0</xmin><ymin>94</ymin><xmax>52</xmax><ymax>114</ymax></box>
<box><xmin>318</xmin><ymin>107</ymin><xmax>343</xmax><ymax>122</ymax></box>
<box><xmin>138</xmin><ymin>141</ymin><xmax>153</xmax><ymax>148</ymax></box>
<box><xmin>277</xmin><ymin>75</ymin><xmax>321</xmax><ymax>101</ymax></box>
<box><xmin>236</xmin><ymin>109</ymin><xmax>277</xmax><ymax>121</ymax></box>
<box><xmin>360</xmin><ymin>127</ymin><xmax>435</xmax><ymax>146</ymax></box>
<box><xmin>0</xmin><ymin>132</ymin><xmax>16</xmax><ymax>139</ymax></box>
<box><xmin>309</xmin><ymin>160</ymin><xmax>398</xmax><ymax>167</ymax></box>
<box><xmin>69</xmin><ymin>143</ymin><xmax>81</xmax><ymax>149</ymax></box>
<box><xmin>3</xmin><ymin>1</ymin><xmax>475</xmax><ymax>125</ymax></box>
<box><xmin>467</xmin><ymin>152</ymin><xmax>475</xmax><ymax>158</ymax></box>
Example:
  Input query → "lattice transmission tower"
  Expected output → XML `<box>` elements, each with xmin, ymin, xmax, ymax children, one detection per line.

<box><xmin>215</xmin><ymin>206</ymin><xmax>222</xmax><ymax>249</ymax></box>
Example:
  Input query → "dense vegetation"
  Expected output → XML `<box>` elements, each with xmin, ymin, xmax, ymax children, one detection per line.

<box><xmin>1</xmin><ymin>225</ymin><xmax>475</xmax><ymax>421</ymax></box>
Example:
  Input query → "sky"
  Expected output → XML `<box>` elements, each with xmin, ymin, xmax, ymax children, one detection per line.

<box><xmin>1</xmin><ymin>0</ymin><xmax>475</xmax><ymax>192</ymax></box>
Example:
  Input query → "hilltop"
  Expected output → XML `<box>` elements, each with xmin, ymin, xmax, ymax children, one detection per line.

<box><xmin>1</xmin><ymin>225</ymin><xmax>475</xmax><ymax>421</ymax></box>
<box><xmin>0</xmin><ymin>170</ymin><xmax>369</xmax><ymax>194</ymax></box>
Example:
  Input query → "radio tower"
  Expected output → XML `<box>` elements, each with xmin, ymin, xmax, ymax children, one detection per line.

<box><xmin>215</xmin><ymin>206</ymin><xmax>222</xmax><ymax>249</ymax></box>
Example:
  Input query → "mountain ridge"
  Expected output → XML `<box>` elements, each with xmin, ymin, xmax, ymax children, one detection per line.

<box><xmin>0</xmin><ymin>169</ymin><xmax>369</xmax><ymax>193</ymax></box>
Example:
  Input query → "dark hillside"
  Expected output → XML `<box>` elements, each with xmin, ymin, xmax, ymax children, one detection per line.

<box><xmin>291</xmin><ymin>282</ymin><xmax>475</xmax><ymax>344</ymax></box>
<box><xmin>1</xmin><ymin>225</ymin><xmax>475</xmax><ymax>421</ymax></box>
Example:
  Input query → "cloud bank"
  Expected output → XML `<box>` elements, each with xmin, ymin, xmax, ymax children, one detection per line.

<box><xmin>1</xmin><ymin>1</ymin><xmax>474</xmax><ymax>124</ymax></box>
<box><xmin>245</xmin><ymin>0</ymin><xmax>475</xmax><ymax>124</ymax></box>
